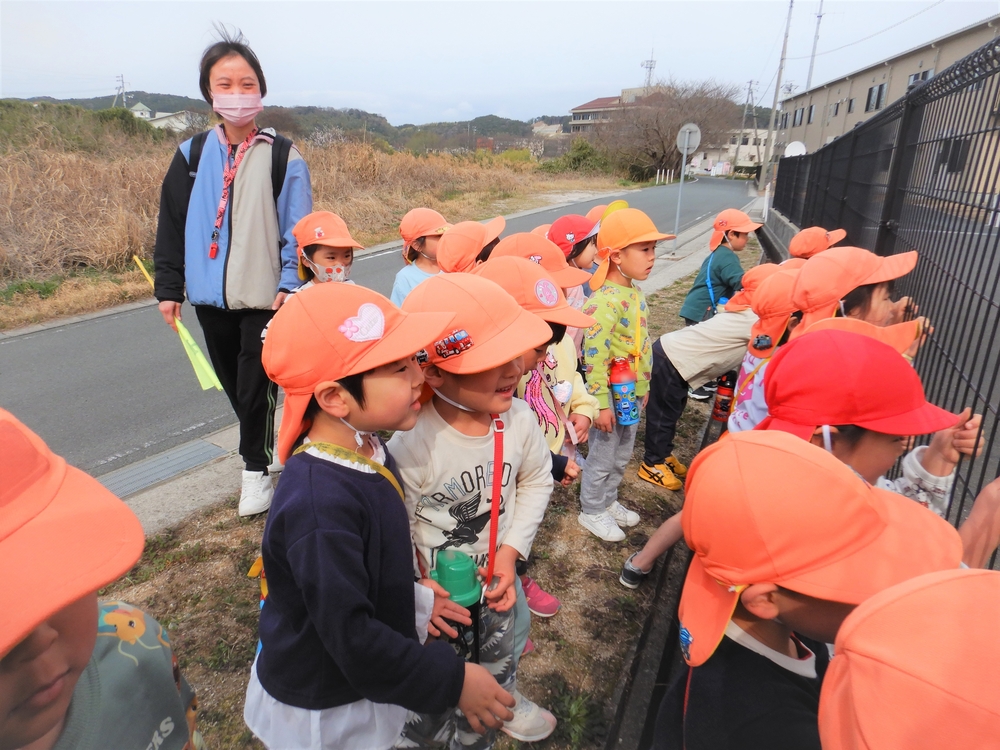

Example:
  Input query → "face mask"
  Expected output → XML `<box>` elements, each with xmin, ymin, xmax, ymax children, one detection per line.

<box><xmin>212</xmin><ymin>92</ymin><xmax>263</xmax><ymax>128</ymax></box>
<box><xmin>304</xmin><ymin>258</ymin><xmax>351</xmax><ymax>283</ymax></box>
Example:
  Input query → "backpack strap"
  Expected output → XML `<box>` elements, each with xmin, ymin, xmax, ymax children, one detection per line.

<box><xmin>187</xmin><ymin>130</ymin><xmax>209</xmax><ymax>186</ymax></box>
<box><xmin>270</xmin><ymin>133</ymin><xmax>293</xmax><ymax>202</ymax></box>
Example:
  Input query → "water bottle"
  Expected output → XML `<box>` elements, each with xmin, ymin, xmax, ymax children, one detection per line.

<box><xmin>609</xmin><ymin>357</ymin><xmax>640</xmax><ymax>426</ymax></box>
<box><xmin>430</xmin><ymin>550</ymin><xmax>482</xmax><ymax>663</ymax></box>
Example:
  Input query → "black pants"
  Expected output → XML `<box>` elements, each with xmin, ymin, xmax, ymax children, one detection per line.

<box><xmin>195</xmin><ymin>305</ymin><xmax>277</xmax><ymax>472</ymax></box>
<box><xmin>643</xmin><ymin>339</ymin><xmax>689</xmax><ymax>466</ymax></box>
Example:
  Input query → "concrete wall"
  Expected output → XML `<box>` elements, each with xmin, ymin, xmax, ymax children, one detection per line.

<box><xmin>759</xmin><ymin>207</ymin><xmax>799</xmax><ymax>262</ymax></box>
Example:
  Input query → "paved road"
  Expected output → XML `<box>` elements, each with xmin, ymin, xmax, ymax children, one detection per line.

<box><xmin>0</xmin><ymin>178</ymin><xmax>749</xmax><ymax>476</ymax></box>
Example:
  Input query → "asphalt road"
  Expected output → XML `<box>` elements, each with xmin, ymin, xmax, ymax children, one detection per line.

<box><xmin>0</xmin><ymin>178</ymin><xmax>749</xmax><ymax>476</ymax></box>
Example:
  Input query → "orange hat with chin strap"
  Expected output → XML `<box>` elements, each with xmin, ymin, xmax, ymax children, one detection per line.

<box><xmin>747</xmin><ymin>268</ymin><xmax>800</xmax><ymax>357</ymax></box>
<box><xmin>530</xmin><ymin>223</ymin><xmax>551</xmax><ymax>238</ymax></box>
<box><xmin>436</xmin><ymin>217</ymin><xmax>505</xmax><ymax>273</ymax></box>
<box><xmin>585</xmin><ymin>204</ymin><xmax>608</xmax><ymax>223</ymax></box>
<box><xmin>789</xmin><ymin>226</ymin><xmax>847</xmax><ymax>259</ymax></box>
<box><xmin>591</xmin><ymin>208</ymin><xmax>673</xmax><ymax>290</ymax></box>
<box><xmin>293</xmin><ymin>211</ymin><xmax>363</xmax><ymax>281</ymax></box>
<box><xmin>709</xmin><ymin>208</ymin><xmax>761</xmax><ymax>250</ymax></box>
<box><xmin>819</xmin><ymin>568</ymin><xmax>1000</xmax><ymax>750</ymax></box>
<box><xmin>399</xmin><ymin>208</ymin><xmax>450</xmax><ymax>264</ymax></box>
<box><xmin>724</xmin><ymin>263</ymin><xmax>780</xmax><ymax>312</ymax></box>
<box><xmin>804</xmin><ymin>316</ymin><xmax>926</xmax><ymax>355</ymax></box>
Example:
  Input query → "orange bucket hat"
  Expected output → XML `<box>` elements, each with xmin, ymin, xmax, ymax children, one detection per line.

<box><xmin>403</xmin><ymin>273</ymin><xmax>551</xmax><ymax>374</ymax></box>
<box><xmin>262</xmin><ymin>284</ymin><xmax>455</xmax><ymax>462</ymax></box>
<box><xmin>678</xmin><ymin>430</ymin><xmax>962</xmax><ymax>667</ymax></box>
<box><xmin>591</xmin><ymin>208</ymin><xmax>674</xmax><ymax>290</ymax></box>
<box><xmin>804</xmin><ymin>316</ymin><xmax>925</xmax><ymax>354</ymax></box>
<box><xmin>819</xmin><ymin>568</ymin><xmax>1000</xmax><ymax>749</ymax></box>
<box><xmin>0</xmin><ymin>408</ymin><xmax>145</xmax><ymax>657</ymax></box>
<box><xmin>747</xmin><ymin>268</ymin><xmax>800</xmax><ymax>357</ymax></box>
<box><xmin>399</xmin><ymin>207</ymin><xmax>451</xmax><ymax>263</ymax></box>
<box><xmin>473</xmin><ymin>256</ymin><xmax>596</xmax><ymax>329</ymax></box>
<box><xmin>293</xmin><ymin>211</ymin><xmax>364</xmax><ymax>281</ymax></box>
<box><xmin>437</xmin><ymin>217</ymin><xmax>505</xmax><ymax>273</ymax></box>
<box><xmin>789</xmin><ymin>225</ymin><xmax>847</xmax><ymax>259</ymax></box>
<box><xmin>490</xmin><ymin>233</ymin><xmax>592</xmax><ymax>288</ymax></box>
<box><xmin>530</xmin><ymin>223</ymin><xmax>551</xmax><ymax>237</ymax></box>
<box><xmin>709</xmin><ymin>208</ymin><xmax>762</xmax><ymax>250</ymax></box>
<box><xmin>585</xmin><ymin>204</ymin><xmax>608</xmax><ymax>223</ymax></box>
<box><xmin>791</xmin><ymin>246</ymin><xmax>918</xmax><ymax>337</ymax></box>
<box><xmin>724</xmin><ymin>263</ymin><xmax>780</xmax><ymax>311</ymax></box>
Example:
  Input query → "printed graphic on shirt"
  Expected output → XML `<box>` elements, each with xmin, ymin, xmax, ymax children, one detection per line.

<box><xmin>521</xmin><ymin>352</ymin><xmax>561</xmax><ymax>441</ymax></box>
<box><xmin>98</xmin><ymin>601</ymin><xmax>170</xmax><ymax>666</ymax></box>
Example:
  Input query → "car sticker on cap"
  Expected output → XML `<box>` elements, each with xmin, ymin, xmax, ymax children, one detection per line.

<box><xmin>534</xmin><ymin>279</ymin><xmax>559</xmax><ymax>307</ymax></box>
<box><xmin>339</xmin><ymin>303</ymin><xmax>385</xmax><ymax>342</ymax></box>
<box><xmin>435</xmin><ymin>329</ymin><xmax>473</xmax><ymax>358</ymax></box>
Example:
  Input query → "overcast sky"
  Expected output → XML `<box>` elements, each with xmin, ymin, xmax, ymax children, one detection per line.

<box><xmin>1</xmin><ymin>0</ymin><xmax>997</xmax><ymax>124</ymax></box>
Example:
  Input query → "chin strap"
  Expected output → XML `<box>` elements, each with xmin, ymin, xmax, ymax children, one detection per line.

<box><xmin>822</xmin><ymin>424</ymin><xmax>834</xmax><ymax>453</ymax></box>
<box><xmin>431</xmin><ymin>387</ymin><xmax>476</xmax><ymax>412</ymax></box>
<box><xmin>484</xmin><ymin>414</ymin><xmax>505</xmax><ymax>588</ymax></box>
<box><xmin>340</xmin><ymin>417</ymin><xmax>369</xmax><ymax>448</ymax></box>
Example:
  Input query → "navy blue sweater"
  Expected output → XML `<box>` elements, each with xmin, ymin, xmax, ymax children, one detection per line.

<box><xmin>256</xmin><ymin>450</ymin><xmax>466</xmax><ymax>712</ymax></box>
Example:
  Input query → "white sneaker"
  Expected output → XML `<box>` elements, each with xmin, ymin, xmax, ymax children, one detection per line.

<box><xmin>578</xmin><ymin>511</ymin><xmax>626</xmax><ymax>542</ymax></box>
<box><xmin>239</xmin><ymin>470</ymin><xmax>273</xmax><ymax>517</ymax></box>
<box><xmin>267</xmin><ymin>458</ymin><xmax>284</xmax><ymax>474</ymax></box>
<box><xmin>501</xmin><ymin>690</ymin><xmax>557</xmax><ymax>742</ymax></box>
<box><xmin>607</xmin><ymin>500</ymin><xmax>640</xmax><ymax>527</ymax></box>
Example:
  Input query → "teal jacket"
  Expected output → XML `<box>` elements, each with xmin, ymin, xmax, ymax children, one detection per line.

<box><xmin>679</xmin><ymin>245</ymin><xmax>744</xmax><ymax>322</ymax></box>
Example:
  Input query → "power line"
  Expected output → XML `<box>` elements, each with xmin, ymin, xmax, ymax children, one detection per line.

<box><xmin>786</xmin><ymin>0</ymin><xmax>945</xmax><ymax>60</ymax></box>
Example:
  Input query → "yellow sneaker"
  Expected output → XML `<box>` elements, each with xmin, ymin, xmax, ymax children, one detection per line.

<box><xmin>664</xmin><ymin>455</ymin><xmax>688</xmax><ymax>477</ymax></box>
<box><xmin>637</xmin><ymin>462</ymin><xmax>682</xmax><ymax>491</ymax></box>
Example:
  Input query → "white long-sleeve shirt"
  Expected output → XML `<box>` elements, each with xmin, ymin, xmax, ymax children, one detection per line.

<box><xmin>388</xmin><ymin>398</ymin><xmax>553</xmax><ymax>575</ymax></box>
<box><xmin>877</xmin><ymin>445</ymin><xmax>954</xmax><ymax>519</ymax></box>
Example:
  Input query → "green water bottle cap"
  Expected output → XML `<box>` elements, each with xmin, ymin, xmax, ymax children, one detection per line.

<box><xmin>429</xmin><ymin>550</ymin><xmax>482</xmax><ymax>608</ymax></box>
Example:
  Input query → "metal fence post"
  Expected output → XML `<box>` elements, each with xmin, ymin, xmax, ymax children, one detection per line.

<box><xmin>874</xmin><ymin>98</ymin><xmax>923</xmax><ymax>256</ymax></box>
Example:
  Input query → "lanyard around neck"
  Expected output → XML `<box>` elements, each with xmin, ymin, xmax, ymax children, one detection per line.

<box><xmin>208</xmin><ymin>126</ymin><xmax>260</xmax><ymax>260</ymax></box>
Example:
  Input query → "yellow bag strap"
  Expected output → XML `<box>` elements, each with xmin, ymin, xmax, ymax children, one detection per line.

<box><xmin>293</xmin><ymin>441</ymin><xmax>404</xmax><ymax>501</ymax></box>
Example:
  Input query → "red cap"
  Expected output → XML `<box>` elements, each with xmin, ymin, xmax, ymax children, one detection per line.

<box><xmin>747</xmin><ymin>268</ymin><xmax>800</xmax><ymax>357</ymax></box>
<box><xmin>791</xmin><ymin>247</ymin><xmax>918</xmax><ymax>336</ymax></box>
<box><xmin>548</xmin><ymin>214</ymin><xmax>599</xmax><ymax>257</ymax></box>
<box><xmin>725</xmin><ymin>263</ymin><xmax>781</xmax><ymax>312</ymax></box>
<box><xmin>490</xmin><ymin>233</ymin><xmax>592</xmax><ymax>288</ymax></box>
<box><xmin>262</xmin><ymin>284</ymin><xmax>455</xmax><ymax>462</ymax></box>
<box><xmin>819</xmin><ymin>569</ymin><xmax>1000</xmax><ymax>750</ymax></box>
<box><xmin>473</xmin><ymin>256</ymin><xmax>596</xmax><ymax>329</ymax></box>
<box><xmin>678</xmin><ymin>431</ymin><xmax>963</xmax><ymax>667</ymax></box>
<box><xmin>709</xmin><ymin>208</ymin><xmax>762</xmax><ymax>250</ymax></box>
<box><xmin>789</xmin><ymin>226</ymin><xmax>847</xmax><ymax>258</ymax></box>
<box><xmin>757</xmin><ymin>329</ymin><xmax>957</xmax><ymax>440</ymax></box>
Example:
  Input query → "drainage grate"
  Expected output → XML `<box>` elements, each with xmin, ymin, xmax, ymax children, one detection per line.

<box><xmin>98</xmin><ymin>439</ymin><xmax>227</xmax><ymax>498</ymax></box>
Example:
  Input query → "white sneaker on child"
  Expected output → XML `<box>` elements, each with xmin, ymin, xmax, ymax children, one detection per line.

<box><xmin>239</xmin><ymin>470</ymin><xmax>274</xmax><ymax>517</ymax></box>
<box><xmin>607</xmin><ymin>500</ymin><xmax>640</xmax><ymax>527</ymax></box>
<box><xmin>501</xmin><ymin>690</ymin><xmax>557</xmax><ymax>742</ymax></box>
<box><xmin>578</xmin><ymin>511</ymin><xmax>626</xmax><ymax>542</ymax></box>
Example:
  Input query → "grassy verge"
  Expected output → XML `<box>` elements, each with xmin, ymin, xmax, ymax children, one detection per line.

<box><xmin>100</xmin><ymin>243</ymin><xmax>760</xmax><ymax>749</ymax></box>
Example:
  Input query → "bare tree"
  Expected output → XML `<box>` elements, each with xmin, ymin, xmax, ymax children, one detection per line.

<box><xmin>595</xmin><ymin>78</ymin><xmax>741</xmax><ymax>178</ymax></box>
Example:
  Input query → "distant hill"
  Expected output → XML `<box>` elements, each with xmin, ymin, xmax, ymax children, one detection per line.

<box><xmin>27</xmin><ymin>91</ymin><xmax>210</xmax><ymax>114</ymax></box>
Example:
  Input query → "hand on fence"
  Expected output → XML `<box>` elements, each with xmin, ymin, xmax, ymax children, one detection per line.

<box><xmin>924</xmin><ymin>408</ymin><xmax>983</xmax><ymax>475</ymax></box>
<box><xmin>889</xmin><ymin>295</ymin><xmax>916</xmax><ymax>326</ymax></box>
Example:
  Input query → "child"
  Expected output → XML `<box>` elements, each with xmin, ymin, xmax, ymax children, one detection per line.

<box><xmin>390</xmin><ymin>207</ymin><xmax>450</xmax><ymax>305</ymax></box>
<box><xmin>758</xmin><ymin>328</ymin><xmax>1000</xmax><ymax>568</ymax></box>
<box><xmin>437</xmin><ymin>217</ymin><xmax>506</xmax><ymax>272</ymax></box>
<box><xmin>0</xmin><ymin>408</ymin><xmax>204</xmax><ymax>750</ymax></box>
<box><xmin>653</xmin><ymin>430</ymin><xmax>963</xmax><ymax>750</ymax></box>
<box><xmin>819</xmin><ymin>569</ymin><xmax>1000</xmax><ymax>750</ymax></box>
<box><xmin>547</xmin><ymin>214</ymin><xmax>601</xmax><ymax>350</ymax></box>
<box><xmin>490</xmin><ymin>232</ymin><xmax>592</xmax><ymax>289</ymax></box>
<box><xmin>249</xmin><ymin>283</ymin><xmax>514</xmax><ymax>748</ymax></box>
<box><xmin>787</xmin><ymin>225</ymin><xmax>846</xmax><ymax>259</ymax></box>
<box><xmin>727</xmin><ymin>267</ymin><xmax>801</xmax><ymax>433</ymax></box>
<box><xmin>679</xmin><ymin>208</ymin><xmax>760</xmax><ymax>326</ymax></box>
<box><xmin>292</xmin><ymin>210</ymin><xmax>363</xmax><ymax>289</ymax></box>
<box><xmin>579</xmin><ymin>208</ymin><xmax>670</xmax><ymax>542</ymax></box>
<box><xmin>390</xmin><ymin>273</ymin><xmax>558</xmax><ymax>743</ymax></box>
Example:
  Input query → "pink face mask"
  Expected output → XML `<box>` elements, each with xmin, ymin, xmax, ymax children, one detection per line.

<box><xmin>212</xmin><ymin>92</ymin><xmax>263</xmax><ymax>128</ymax></box>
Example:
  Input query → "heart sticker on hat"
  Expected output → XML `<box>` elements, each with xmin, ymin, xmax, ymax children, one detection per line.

<box><xmin>339</xmin><ymin>303</ymin><xmax>385</xmax><ymax>342</ymax></box>
<box><xmin>534</xmin><ymin>279</ymin><xmax>559</xmax><ymax>307</ymax></box>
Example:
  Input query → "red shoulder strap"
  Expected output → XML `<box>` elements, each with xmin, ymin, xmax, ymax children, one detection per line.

<box><xmin>484</xmin><ymin>414</ymin><xmax>505</xmax><ymax>584</ymax></box>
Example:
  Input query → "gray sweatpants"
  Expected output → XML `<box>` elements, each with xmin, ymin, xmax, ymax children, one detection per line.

<box><xmin>579</xmin><ymin>421</ymin><xmax>639</xmax><ymax>516</ymax></box>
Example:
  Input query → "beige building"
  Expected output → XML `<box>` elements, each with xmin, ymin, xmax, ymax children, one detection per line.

<box><xmin>569</xmin><ymin>86</ymin><xmax>670</xmax><ymax>133</ymax></box>
<box><xmin>776</xmin><ymin>15</ymin><xmax>1000</xmax><ymax>154</ymax></box>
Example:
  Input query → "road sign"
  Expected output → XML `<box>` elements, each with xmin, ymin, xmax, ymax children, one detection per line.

<box><xmin>676</xmin><ymin>123</ymin><xmax>702</xmax><ymax>155</ymax></box>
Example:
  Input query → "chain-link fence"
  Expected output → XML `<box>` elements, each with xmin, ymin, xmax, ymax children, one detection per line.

<box><xmin>773</xmin><ymin>34</ymin><xmax>1000</xmax><ymax>566</ymax></box>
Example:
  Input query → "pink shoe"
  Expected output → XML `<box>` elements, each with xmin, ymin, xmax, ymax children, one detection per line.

<box><xmin>521</xmin><ymin>576</ymin><xmax>561</xmax><ymax>617</ymax></box>
<box><xmin>522</xmin><ymin>637</ymin><xmax>535</xmax><ymax>656</ymax></box>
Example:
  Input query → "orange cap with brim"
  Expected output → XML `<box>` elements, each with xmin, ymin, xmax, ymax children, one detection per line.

<box><xmin>403</xmin><ymin>273</ymin><xmax>552</xmax><ymax>374</ymax></box>
<box><xmin>804</xmin><ymin>316</ymin><xmax>924</xmax><ymax>354</ymax></box>
<box><xmin>530</xmin><ymin>223</ymin><xmax>551</xmax><ymax>238</ymax></box>
<box><xmin>473</xmin><ymin>257</ymin><xmax>596</xmax><ymax>329</ymax></box>
<box><xmin>709</xmin><ymin>208</ymin><xmax>762</xmax><ymax>250</ymax></box>
<box><xmin>747</xmin><ymin>268</ymin><xmax>800</xmax><ymax>356</ymax></box>
<box><xmin>791</xmin><ymin>246</ymin><xmax>918</xmax><ymax>338</ymax></box>
<box><xmin>585</xmin><ymin>204</ymin><xmax>608</xmax><ymax>223</ymax></box>
<box><xmin>437</xmin><ymin>217</ymin><xmax>505</xmax><ymax>273</ymax></box>
<box><xmin>724</xmin><ymin>263</ymin><xmax>780</xmax><ymax>311</ymax></box>
<box><xmin>756</xmin><ymin>329</ymin><xmax>957</xmax><ymax>440</ymax></box>
<box><xmin>294</xmin><ymin>211</ymin><xmax>364</xmax><ymax>281</ymax></box>
<box><xmin>0</xmin><ymin>409</ymin><xmax>145</xmax><ymax>657</ymax></box>
<box><xmin>789</xmin><ymin>226</ymin><xmax>847</xmax><ymax>258</ymax></box>
<box><xmin>399</xmin><ymin>208</ymin><xmax>451</xmax><ymax>264</ymax></box>
<box><xmin>678</xmin><ymin>430</ymin><xmax>962</xmax><ymax>667</ymax></box>
<box><xmin>262</xmin><ymin>284</ymin><xmax>455</xmax><ymax>463</ymax></box>
<box><xmin>491</xmin><ymin>233</ymin><xmax>592</xmax><ymax>288</ymax></box>
<box><xmin>591</xmin><ymin>208</ymin><xmax>674</xmax><ymax>290</ymax></box>
<box><xmin>819</xmin><ymin>569</ymin><xmax>1000</xmax><ymax>750</ymax></box>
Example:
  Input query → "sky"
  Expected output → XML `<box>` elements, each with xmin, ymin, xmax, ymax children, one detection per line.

<box><xmin>2</xmin><ymin>0</ymin><xmax>998</xmax><ymax>125</ymax></box>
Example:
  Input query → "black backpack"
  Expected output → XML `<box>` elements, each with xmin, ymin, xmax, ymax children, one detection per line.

<box><xmin>186</xmin><ymin>127</ymin><xmax>292</xmax><ymax>201</ymax></box>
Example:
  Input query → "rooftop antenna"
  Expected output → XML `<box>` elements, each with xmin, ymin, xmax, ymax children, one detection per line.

<box><xmin>641</xmin><ymin>50</ymin><xmax>656</xmax><ymax>91</ymax></box>
<box><xmin>806</xmin><ymin>0</ymin><xmax>825</xmax><ymax>90</ymax></box>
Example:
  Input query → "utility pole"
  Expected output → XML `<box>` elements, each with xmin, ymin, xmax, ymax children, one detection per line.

<box><xmin>750</xmin><ymin>83</ymin><xmax>763</xmax><ymax>165</ymax></box>
<box><xmin>735</xmin><ymin>80</ymin><xmax>755</xmax><ymax>175</ymax></box>
<box><xmin>762</xmin><ymin>0</ymin><xmax>794</xmax><ymax>191</ymax></box>
<box><xmin>806</xmin><ymin>0</ymin><xmax>825</xmax><ymax>90</ymax></box>
<box><xmin>111</xmin><ymin>74</ymin><xmax>126</xmax><ymax>108</ymax></box>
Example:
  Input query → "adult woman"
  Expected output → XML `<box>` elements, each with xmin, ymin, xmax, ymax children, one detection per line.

<box><xmin>154</xmin><ymin>31</ymin><xmax>312</xmax><ymax>516</ymax></box>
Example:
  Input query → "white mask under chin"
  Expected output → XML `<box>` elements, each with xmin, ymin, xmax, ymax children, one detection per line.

<box><xmin>305</xmin><ymin>258</ymin><xmax>351</xmax><ymax>283</ymax></box>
